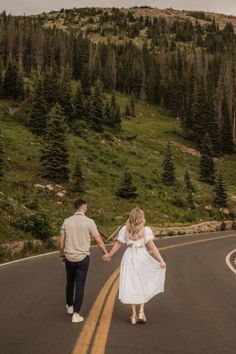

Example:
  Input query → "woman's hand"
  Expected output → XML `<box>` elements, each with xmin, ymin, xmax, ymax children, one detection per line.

<box><xmin>160</xmin><ymin>260</ymin><xmax>166</xmax><ymax>268</ymax></box>
<box><xmin>102</xmin><ymin>253</ymin><xmax>112</xmax><ymax>262</ymax></box>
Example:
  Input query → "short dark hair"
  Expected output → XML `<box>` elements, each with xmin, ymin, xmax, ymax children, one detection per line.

<box><xmin>74</xmin><ymin>199</ymin><xmax>87</xmax><ymax>210</ymax></box>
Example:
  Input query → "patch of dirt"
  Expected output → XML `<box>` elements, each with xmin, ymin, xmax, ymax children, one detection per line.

<box><xmin>172</xmin><ymin>142</ymin><xmax>200</xmax><ymax>157</ymax></box>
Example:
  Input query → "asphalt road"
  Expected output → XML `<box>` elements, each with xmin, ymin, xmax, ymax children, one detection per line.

<box><xmin>0</xmin><ymin>231</ymin><xmax>235</xmax><ymax>354</ymax></box>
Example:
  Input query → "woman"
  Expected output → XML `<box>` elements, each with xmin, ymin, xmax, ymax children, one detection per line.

<box><xmin>103</xmin><ymin>208</ymin><xmax>166</xmax><ymax>324</ymax></box>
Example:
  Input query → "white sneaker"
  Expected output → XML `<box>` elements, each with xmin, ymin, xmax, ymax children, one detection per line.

<box><xmin>66</xmin><ymin>305</ymin><xmax>74</xmax><ymax>315</ymax></box>
<box><xmin>72</xmin><ymin>312</ymin><xmax>84</xmax><ymax>323</ymax></box>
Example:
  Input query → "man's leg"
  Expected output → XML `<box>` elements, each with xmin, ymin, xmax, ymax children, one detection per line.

<box><xmin>74</xmin><ymin>256</ymin><xmax>90</xmax><ymax>313</ymax></box>
<box><xmin>65</xmin><ymin>258</ymin><xmax>76</xmax><ymax>306</ymax></box>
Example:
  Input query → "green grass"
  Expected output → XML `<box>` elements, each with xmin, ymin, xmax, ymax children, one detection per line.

<box><xmin>0</xmin><ymin>95</ymin><xmax>236</xmax><ymax>244</ymax></box>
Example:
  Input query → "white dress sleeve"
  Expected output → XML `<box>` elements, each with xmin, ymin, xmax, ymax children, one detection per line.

<box><xmin>145</xmin><ymin>227</ymin><xmax>155</xmax><ymax>243</ymax></box>
<box><xmin>117</xmin><ymin>226</ymin><xmax>127</xmax><ymax>244</ymax></box>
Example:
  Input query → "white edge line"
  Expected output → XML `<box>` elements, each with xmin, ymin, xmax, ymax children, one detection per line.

<box><xmin>1</xmin><ymin>231</ymin><xmax>235</xmax><ymax>268</ymax></box>
<box><xmin>225</xmin><ymin>249</ymin><xmax>236</xmax><ymax>274</ymax></box>
<box><xmin>0</xmin><ymin>251</ymin><xmax>59</xmax><ymax>268</ymax></box>
<box><xmin>0</xmin><ymin>242</ymin><xmax>117</xmax><ymax>268</ymax></box>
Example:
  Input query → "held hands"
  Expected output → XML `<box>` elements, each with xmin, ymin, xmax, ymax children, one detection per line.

<box><xmin>60</xmin><ymin>255</ymin><xmax>65</xmax><ymax>264</ymax></box>
<box><xmin>102</xmin><ymin>253</ymin><xmax>112</xmax><ymax>262</ymax></box>
<box><xmin>160</xmin><ymin>260</ymin><xmax>167</xmax><ymax>268</ymax></box>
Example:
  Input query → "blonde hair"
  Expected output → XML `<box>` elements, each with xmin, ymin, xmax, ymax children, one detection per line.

<box><xmin>126</xmin><ymin>208</ymin><xmax>146</xmax><ymax>240</ymax></box>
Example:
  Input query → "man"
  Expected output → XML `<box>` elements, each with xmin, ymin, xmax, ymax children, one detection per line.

<box><xmin>60</xmin><ymin>199</ymin><xmax>108</xmax><ymax>323</ymax></box>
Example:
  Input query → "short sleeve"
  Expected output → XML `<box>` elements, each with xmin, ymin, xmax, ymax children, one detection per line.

<box><xmin>89</xmin><ymin>219</ymin><xmax>99</xmax><ymax>238</ymax></box>
<box><xmin>145</xmin><ymin>227</ymin><xmax>155</xmax><ymax>243</ymax></box>
<box><xmin>117</xmin><ymin>226</ymin><xmax>127</xmax><ymax>244</ymax></box>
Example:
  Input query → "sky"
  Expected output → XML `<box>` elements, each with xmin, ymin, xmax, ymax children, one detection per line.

<box><xmin>0</xmin><ymin>0</ymin><xmax>236</xmax><ymax>16</ymax></box>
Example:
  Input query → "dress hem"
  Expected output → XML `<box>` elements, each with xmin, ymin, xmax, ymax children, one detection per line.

<box><xmin>118</xmin><ymin>288</ymin><xmax>164</xmax><ymax>305</ymax></box>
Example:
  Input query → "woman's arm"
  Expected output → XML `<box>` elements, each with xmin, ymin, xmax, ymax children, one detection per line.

<box><xmin>147</xmin><ymin>240</ymin><xmax>166</xmax><ymax>268</ymax></box>
<box><xmin>103</xmin><ymin>240</ymin><xmax>123</xmax><ymax>261</ymax></box>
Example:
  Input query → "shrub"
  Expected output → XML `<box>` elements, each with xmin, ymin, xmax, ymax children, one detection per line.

<box><xmin>0</xmin><ymin>246</ymin><xmax>12</xmax><ymax>262</ymax></box>
<box><xmin>13</xmin><ymin>210</ymin><xmax>52</xmax><ymax>241</ymax></box>
<box><xmin>24</xmin><ymin>199</ymin><xmax>39</xmax><ymax>211</ymax></box>
<box><xmin>172</xmin><ymin>194</ymin><xmax>188</xmax><ymax>208</ymax></box>
<box><xmin>220</xmin><ymin>221</ymin><xmax>226</xmax><ymax>231</ymax></box>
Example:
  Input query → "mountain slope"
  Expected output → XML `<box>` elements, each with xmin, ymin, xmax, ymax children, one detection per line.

<box><xmin>1</xmin><ymin>94</ymin><xmax>236</xmax><ymax>244</ymax></box>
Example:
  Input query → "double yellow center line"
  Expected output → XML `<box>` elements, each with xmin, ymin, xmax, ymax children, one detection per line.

<box><xmin>72</xmin><ymin>233</ymin><xmax>236</xmax><ymax>354</ymax></box>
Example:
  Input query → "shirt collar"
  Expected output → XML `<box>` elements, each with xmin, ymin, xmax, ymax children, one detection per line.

<box><xmin>74</xmin><ymin>211</ymin><xmax>85</xmax><ymax>215</ymax></box>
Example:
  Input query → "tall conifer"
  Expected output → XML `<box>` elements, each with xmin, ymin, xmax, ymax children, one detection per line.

<box><xmin>0</xmin><ymin>129</ymin><xmax>4</xmax><ymax>182</ymax></box>
<box><xmin>184</xmin><ymin>169</ymin><xmax>195</xmax><ymax>193</ymax></box>
<box><xmin>213</xmin><ymin>172</ymin><xmax>228</xmax><ymax>207</ymax></box>
<box><xmin>221</xmin><ymin>96</ymin><xmax>234</xmax><ymax>154</ymax></box>
<box><xmin>130</xmin><ymin>95</ymin><xmax>136</xmax><ymax>117</ymax></box>
<box><xmin>41</xmin><ymin>104</ymin><xmax>69</xmax><ymax>182</ymax></box>
<box><xmin>42</xmin><ymin>66</ymin><xmax>60</xmax><ymax>109</ymax></box>
<box><xmin>3</xmin><ymin>60</ymin><xmax>24</xmax><ymax>100</ymax></box>
<box><xmin>116</xmin><ymin>172</ymin><xmax>138</xmax><ymax>199</ymax></box>
<box><xmin>72</xmin><ymin>160</ymin><xmax>84</xmax><ymax>193</ymax></box>
<box><xmin>161</xmin><ymin>142</ymin><xmax>177</xmax><ymax>186</ymax></box>
<box><xmin>90</xmin><ymin>80</ymin><xmax>105</xmax><ymax>131</ymax></box>
<box><xmin>73</xmin><ymin>80</ymin><xmax>85</xmax><ymax>120</ymax></box>
<box><xmin>30</xmin><ymin>78</ymin><xmax>47</xmax><ymax>135</ymax></box>
<box><xmin>199</xmin><ymin>134</ymin><xmax>215</xmax><ymax>184</ymax></box>
<box><xmin>58</xmin><ymin>67</ymin><xmax>73</xmax><ymax>122</ymax></box>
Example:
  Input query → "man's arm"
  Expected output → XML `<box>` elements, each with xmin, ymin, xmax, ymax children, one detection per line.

<box><xmin>59</xmin><ymin>232</ymin><xmax>66</xmax><ymax>261</ymax></box>
<box><xmin>94</xmin><ymin>234</ymin><xmax>108</xmax><ymax>255</ymax></box>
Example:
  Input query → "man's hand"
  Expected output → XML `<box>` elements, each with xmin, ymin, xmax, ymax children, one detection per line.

<box><xmin>60</xmin><ymin>255</ymin><xmax>65</xmax><ymax>263</ymax></box>
<box><xmin>94</xmin><ymin>234</ymin><xmax>108</xmax><ymax>256</ymax></box>
<box><xmin>102</xmin><ymin>254</ymin><xmax>111</xmax><ymax>262</ymax></box>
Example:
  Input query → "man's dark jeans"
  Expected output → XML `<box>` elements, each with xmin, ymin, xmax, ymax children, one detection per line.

<box><xmin>65</xmin><ymin>256</ymin><xmax>90</xmax><ymax>313</ymax></box>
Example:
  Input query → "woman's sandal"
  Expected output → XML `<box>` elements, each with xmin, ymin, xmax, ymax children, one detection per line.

<box><xmin>138</xmin><ymin>312</ymin><xmax>147</xmax><ymax>324</ymax></box>
<box><xmin>130</xmin><ymin>314</ymin><xmax>138</xmax><ymax>324</ymax></box>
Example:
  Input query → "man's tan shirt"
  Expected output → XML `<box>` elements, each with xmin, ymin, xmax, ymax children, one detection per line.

<box><xmin>61</xmin><ymin>212</ymin><xmax>99</xmax><ymax>262</ymax></box>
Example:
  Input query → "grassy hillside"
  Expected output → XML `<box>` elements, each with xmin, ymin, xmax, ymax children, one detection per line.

<box><xmin>39</xmin><ymin>6</ymin><xmax>236</xmax><ymax>45</ymax></box>
<box><xmin>1</xmin><ymin>94</ymin><xmax>236</xmax><ymax>244</ymax></box>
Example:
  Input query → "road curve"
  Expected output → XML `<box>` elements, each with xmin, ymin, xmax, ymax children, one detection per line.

<box><xmin>0</xmin><ymin>231</ymin><xmax>235</xmax><ymax>354</ymax></box>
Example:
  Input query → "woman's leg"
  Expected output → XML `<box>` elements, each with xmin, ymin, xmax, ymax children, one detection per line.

<box><xmin>139</xmin><ymin>303</ymin><xmax>145</xmax><ymax>314</ymax></box>
<box><xmin>130</xmin><ymin>304</ymin><xmax>137</xmax><ymax>324</ymax></box>
<box><xmin>131</xmin><ymin>304</ymin><xmax>137</xmax><ymax>316</ymax></box>
<box><xmin>138</xmin><ymin>303</ymin><xmax>146</xmax><ymax>323</ymax></box>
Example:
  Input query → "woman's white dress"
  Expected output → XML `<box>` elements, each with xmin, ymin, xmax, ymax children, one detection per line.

<box><xmin>118</xmin><ymin>226</ymin><xmax>166</xmax><ymax>304</ymax></box>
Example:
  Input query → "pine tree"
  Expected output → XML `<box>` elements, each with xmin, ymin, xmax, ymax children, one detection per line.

<box><xmin>161</xmin><ymin>142</ymin><xmax>177</xmax><ymax>186</ymax></box>
<box><xmin>90</xmin><ymin>80</ymin><xmax>105</xmax><ymax>131</ymax></box>
<box><xmin>41</xmin><ymin>104</ymin><xmax>69</xmax><ymax>182</ymax></box>
<box><xmin>0</xmin><ymin>129</ymin><xmax>4</xmax><ymax>182</ymax></box>
<box><xmin>213</xmin><ymin>172</ymin><xmax>228</xmax><ymax>207</ymax></box>
<box><xmin>181</xmin><ymin>70</ymin><xmax>195</xmax><ymax>133</ymax></box>
<box><xmin>73</xmin><ymin>80</ymin><xmax>85</xmax><ymax>120</ymax></box>
<box><xmin>114</xmin><ymin>105</ymin><xmax>121</xmax><ymax>131</ymax></box>
<box><xmin>125</xmin><ymin>104</ymin><xmax>131</xmax><ymax>117</ymax></box>
<box><xmin>130</xmin><ymin>95</ymin><xmax>136</xmax><ymax>117</ymax></box>
<box><xmin>110</xmin><ymin>91</ymin><xmax>121</xmax><ymax>130</ymax></box>
<box><xmin>30</xmin><ymin>78</ymin><xmax>47</xmax><ymax>136</ymax></box>
<box><xmin>81</xmin><ymin>64</ymin><xmax>91</xmax><ymax>97</ymax></box>
<box><xmin>3</xmin><ymin>60</ymin><xmax>24</xmax><ymax>100</ymax></box>
<box><xmin>72</xmin><ymin>160</ymin><xmax>84</xmax><ymax>193</ymax></box>
<box><xmin>187</xmin><ymin>190</ymin><xmax>195</xmax><ymax>209</ymax></box>
<box><xmin>221</xmin><ymin>95</ymin><xmax>234</xmax><ymax>154</ymax></box>
<box><xmin>191</xmin><ymin>78</ymin><xmax>208</xmax><ymax>148</ymax></box>
<box><xmin>184</xmin><ymin>169</ymin><xmax>195</xmax><ymax>193</ymax></box>
<box><xmin>0</xmin><ymin>63</ymin><xmax>3</xmax><ymax>98</ymax></box>
<box><xmin>42</xmin><ymin>66</ymin><xmax>60</xmax><ymax>109</ymax></box>
<box><xmin>104</xmin><ymin>99</ymin><xmax>112</xmax><ymax>126</ymax></box>
<box><xmin>116</xmin><ymin>172</ymin><xmax>138</xmax><ymax>199</ymax></box>
<box><xmin>199</xmin><ymin>134</ymin><xmax>215</xmax><ymax>184</ymax></box>
<box><xmin>207</xmin><ymin>96</ymin><xmax>221</xmax><ymax>157</ymax></box>
<box><xmin>58</xmin><ymin>67</ymin><xmax>73</xmax><ymax>122</ymax></box>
